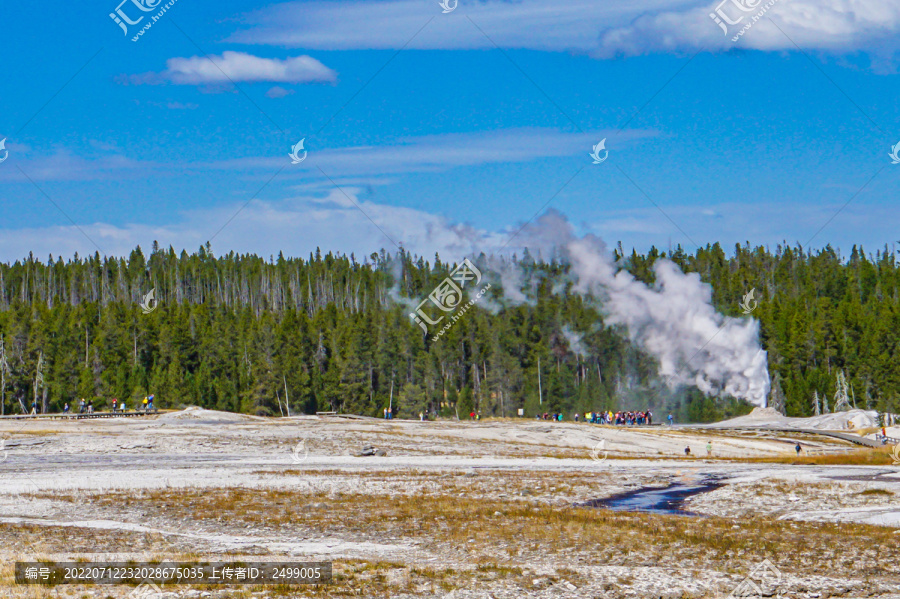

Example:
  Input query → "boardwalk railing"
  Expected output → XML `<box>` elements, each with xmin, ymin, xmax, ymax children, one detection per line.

<box><xmin>803</xmin><ymin>447</ymin><xmax>856</xmax><ymax>455</ymax></box>
<box><xmin>875</xmin><ymin>434</ymin><xmax>900</xmax><ymax>445</ymax></box>
<box><xmin>0</xmin><ymin>409</ymin><xmax>160</xmax><ymax>421</ymax></box>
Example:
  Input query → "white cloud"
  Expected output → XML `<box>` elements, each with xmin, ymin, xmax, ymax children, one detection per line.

<box><xmin>0</xmin><ymin>191</ymin><xmax>896</xmax><ymax>264</ymax></box>
<box><xmin>0</xmin><ymin>149</ymin><xmax>150</xmax><ymax>182</ymax></box>
<box><xmin>125</xmin><ymin>51</ymin><xmax>337</xmax><ymax>86</ymax></box>
<box><xmin>229</xmin><ymin>0</ymin><xmax>686</xmax><ymax>51</ymax></box>
<box><xmin>0</xmin><ymin>188</ymin><xmax>505</xmax><ymax>263</ymax></box>
<box><xmin>595</xmin><ymin>0</ymin><xmax>900</xmax><ymax>57</ymax></box>
<box><xmin>164</xmin><ymin>101</ymin><xmax>199</xmax><ymax>110</ymax></box>
<box><xmin>0</xmin><ymin>128</ymin><xmax>653</xmax><ymax>184</ymax></box>
<box><xmin>588</xmin><ymin>198</ymin><xmax>892</xmax><ymax>253</ymax></box>
<box><xmin>265</xmin><ymin>86</ymin><xmax>295</xmax><ymax>98</ymax></box>
<box><xmin>202</xmin><ymin>127</ymin><xmax>657</xmax><ymax>180</ymax></box>
<box><xmin>228</xmin><ymin>0</ymin><xmax>900</xmax><ymax>59</ymax></box>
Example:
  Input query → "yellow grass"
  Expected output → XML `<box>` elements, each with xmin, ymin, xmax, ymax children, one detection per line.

<box><xmin>745</xmin><ymin>446</ymin><xmax>896</xmax><ymax>465</ymax></box>
<box><xmin>39</xmin><ymin>486</ymin><xmax>900</xmax><ymax>581</ymax></box>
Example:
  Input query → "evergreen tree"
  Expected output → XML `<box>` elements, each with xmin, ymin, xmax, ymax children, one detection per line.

<box><xmin>0</xmin><ymin>242</ymin><xmax>896</xmax><ymax>421</ymax></box>
<box><xmin>769</xmin><ymin>373</ymin><xmax>786</xmax><ymax>414</ymax></box>
<box><xmin>458</xmin><ymin>387</ymin><xmax>474</xmax><ymax>418</ymax></box>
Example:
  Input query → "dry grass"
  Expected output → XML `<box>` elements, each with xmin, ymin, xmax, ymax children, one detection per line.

<box><xmin>854</xmin><ymin>426</ymin><xmax>882</xmax><ymax>435</ymax></box>
<box><xmin>9</xmin><ymin>462</ymin><xmax>900</xmax><ymax>598</ymax></box>
<box><xmin>40</xmin><ymin>485</ymin><xmax>900</xmax><ymax>583</ymax></box>
<box><xmin>4</xmin><ymin>416</ymin><xmax>899</xmax><ymax>597</ymax></box>
<box><xmin>858</xmin><ymin>488</ymin><xmax>894</xmax><ymax>496</ymax></box>
<box><xmin>2</xmin><ymin>430</ymin><xmax>67</xmax><ymax>437</ymax></box>
<box><xmin>0</xmin><ymin>521</ymin><xmax>579</xmax><ymax>598</ymax></box>
<box><xmin>746</xmin><ymin>446</ymin><xmax>896</xmax><ymax>465</ymax></box>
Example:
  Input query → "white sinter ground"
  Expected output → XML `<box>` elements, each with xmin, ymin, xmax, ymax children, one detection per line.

<box><xmin>0</xmin><ymin>407</ymin><xmax>898</xmax><ymax>598</ymax></box>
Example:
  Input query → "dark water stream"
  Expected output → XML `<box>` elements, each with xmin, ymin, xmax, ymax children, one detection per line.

<box><xmin>576</xmin><ymin>476</ymin><xmax>723</xmax><ymax>515</ymax></box>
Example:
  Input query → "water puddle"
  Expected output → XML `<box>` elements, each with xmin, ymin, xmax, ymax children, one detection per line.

<box><xmin>576</xmin><ymin>476</ymin><xmax>723</xmax><ymax>515</ymax></box>
<box><xmin>824</xmin><ymin>469</ymin><xmax>898</xmax><ymax>483</ymax></box>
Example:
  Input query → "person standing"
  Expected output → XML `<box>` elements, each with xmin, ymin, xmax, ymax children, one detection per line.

<box><xmin>667</xmin><ymin>413</ymin><xmax>674</xmax><ymax>426</ymax></box>
<box><xmin>684</xmin><ymin>446</ymin><xmax>691</xmax><ymax>456</ymax></box>
<box><xmin>795</xmin><ymin>443</ymin><xmax>802</xmax><ymax>456</ymax></box>
<box><xmin>112</xmin><ymin>398</ymin><xmax>117</xmax><ymax>413</ymax></box>
<box><xmin>706</xmin><ymin>441</ymin><xmax>712</xmax><ymax>457</ymax></box>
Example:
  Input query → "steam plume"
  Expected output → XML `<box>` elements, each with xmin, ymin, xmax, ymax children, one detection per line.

<box><xmin>509</xmin><ymin>212</ymin><xmax>770</xmax><ymax>406</ymax></box>
<box><xmin>404</xmin><ymin>210</ymin><xmax>770</xmax><ymax>406</ymax></box>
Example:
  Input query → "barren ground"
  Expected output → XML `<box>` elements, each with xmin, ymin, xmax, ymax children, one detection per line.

<box><xmin>0</xmin><ymin>408</ymin><xmax>898</xmax><ymax>598</ymax></box>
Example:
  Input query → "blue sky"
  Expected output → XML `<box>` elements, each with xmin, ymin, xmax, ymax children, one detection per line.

<box><xmin>0</xmin><ymin>0</ymin><xmax>899</xmax><ymax>262</ymax></box>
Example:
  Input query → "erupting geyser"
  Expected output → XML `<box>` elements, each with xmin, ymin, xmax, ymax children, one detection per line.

<box><xmin>503</xmin><ymin>211</ymin><xmax>771</xmax><ymax>406</ymax></box>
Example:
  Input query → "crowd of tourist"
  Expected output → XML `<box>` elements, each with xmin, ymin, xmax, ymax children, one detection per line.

<box><xmin>578</xmin><ymin>410</ymin><xmax>653</xmax><ymax>425</ymax></box>
<box><xmin>54</xmin><ymin>395</ymin><xmax>156</xmax><ymax>415</ymax></box>
<box><xmin>537</xmin><ymin>410</ymin><xmax>659</xmax><ymax>425</ymax></box>
<box><xmin>537</xmin><ymin>412</ymin><xmax>564</xmax><ymax>421</ymax></box>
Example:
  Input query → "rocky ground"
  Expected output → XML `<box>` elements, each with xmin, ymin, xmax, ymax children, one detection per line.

<box><xmin>0</xmin><ymin>408</ymin><xmax>897</xmax><ymax>598</ymax></box>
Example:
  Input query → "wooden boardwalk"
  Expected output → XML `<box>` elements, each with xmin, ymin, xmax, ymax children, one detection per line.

<box><xmin>0</xmin><ymin>409</ymin><xmax>161</xmax><ymax>421</ymax></box>
<box><xmin>683</xmin><ymin>425</ymin><xmax>884</xmax><ymax>448</ymax></box>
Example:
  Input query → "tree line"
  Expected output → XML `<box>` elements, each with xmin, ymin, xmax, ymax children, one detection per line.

<box><xmin>0</xmin><ymin>240</ymin><xmax>896</xmax><ymax>422</ymax></box>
